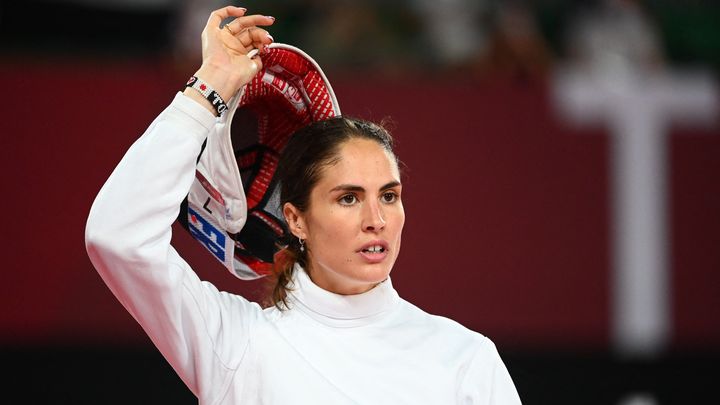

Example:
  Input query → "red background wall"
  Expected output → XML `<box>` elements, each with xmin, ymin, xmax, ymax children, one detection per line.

<box><xmin>2</xmin><ymin>59</ymin><xmax>718</xmax><ymax>352</ymax></box>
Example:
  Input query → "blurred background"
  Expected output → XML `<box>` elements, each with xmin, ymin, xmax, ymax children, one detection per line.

<box><xmin>2</xmin><ymin>0</ymin><xmax>719</xmax><ymax>403</ymax></box>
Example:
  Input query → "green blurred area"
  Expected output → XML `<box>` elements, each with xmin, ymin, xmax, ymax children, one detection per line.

<box><xmin>1</xmin><ymin>0</ymin><xmax>718</xmax><ymax>73</ymax></box>
<box><xmin>651</xmin><ymin>2</ymin><xmax>720</xmax><ymax>68</ymax></box>
<box><xmin>534</xmin><ymin>1</ymin><xmax>720</xmax><ymax>69</ymax></box>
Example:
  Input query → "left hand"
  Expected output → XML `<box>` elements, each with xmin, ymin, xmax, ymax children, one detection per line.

<box><xmin>186</xmin><ymin>6</ymin><xmax>275</xmax><ymax>107</ymax></box>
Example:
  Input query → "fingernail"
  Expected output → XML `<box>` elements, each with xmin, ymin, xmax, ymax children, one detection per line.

<box><xmin>266</xmin><ymin>16</ymin><xmax>275</xmax><ymax>21</ymax></box>
<box><xmin>267</xmin><ymin>34</ymin><xmax>274</xmax><ymax>42</ymax></box>
<box><xmin>237</xmin><ymin>7</ymin><xmax>247</xmax><ymax>11</ymax></box>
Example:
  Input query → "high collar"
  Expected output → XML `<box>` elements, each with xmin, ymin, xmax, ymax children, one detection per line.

<box><xmin>287</xmin><ymin>263</ymin><xmax>400</xmax><ymax>328</ymax></box>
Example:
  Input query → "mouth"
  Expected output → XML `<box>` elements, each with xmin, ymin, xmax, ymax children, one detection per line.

<box><xmin>360</xmin><ymin>245</ymin><xmax>386</xmax><ymax>254</ymax></box>
<box><xmin>357</xmin><ymin>241</ymin><xmax>390</xmax><ymax>263</ymax></box>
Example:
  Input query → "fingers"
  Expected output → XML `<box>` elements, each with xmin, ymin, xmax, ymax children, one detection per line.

<box><xmin>206</xmin><ymin>5</ymin><xmax>274</xmax><ymax>38</ymax></box>
<box><xmin>214</xmin><ymin>7</ymin><xmax>275</xmax><ymax>54</ymax></box>
<box><xmin>224</xmin><ymin>14</ymin><xmax>275</xmax><ymax>33</ymax></box>
<box><xmin>222</xmin><ymin>24</ymin><xmax>274</xmax><ymax>55</ymax></box>
<box><xmin>237</xmin><ymin>27</ymin><xmax>274</xmax><ymax>52</ymax></box>
<box><xmin>206</xmin><ymin>6</ymin><xmax>247</xmax><ymax>31</ymax></box>
<box><xmin>250</xmin><ymin>54</ymin><xmax>263</xmax><ymax>73</ymax></box>
<box><xmin>221</xmin><ymin>27</ymin><xmax>273</xmax><ymax>57</ymax></box>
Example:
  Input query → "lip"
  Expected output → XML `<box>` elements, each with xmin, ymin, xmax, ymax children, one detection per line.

<box><xmin>357</xmin><ymin>240</ymin><xmax>390</xmax><ymax>264</ymax></box>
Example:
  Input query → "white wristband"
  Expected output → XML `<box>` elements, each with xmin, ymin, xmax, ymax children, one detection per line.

<box><xmin>185</xmin><ymin>76</ymin><xmax>228</xmax><ymax>116</ymax></box>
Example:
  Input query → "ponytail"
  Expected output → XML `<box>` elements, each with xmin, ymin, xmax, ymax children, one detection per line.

<box><xmin>265</xmin><ymin>237</ymin><xmax>307</xmax><ymax>310</ymax></box>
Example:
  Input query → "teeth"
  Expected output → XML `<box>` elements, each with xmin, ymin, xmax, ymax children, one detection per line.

<box><xmin>364</xmin><ymin>245</ymin><xmax>384</xmax><ymax>253</ymax></box>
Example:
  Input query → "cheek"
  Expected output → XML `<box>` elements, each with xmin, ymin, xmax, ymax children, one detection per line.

<box><xmin>392</xmin><ymin>205</ymin><xmax>406</xmax><ymax>232</ymax></box>
<box><xmin>394</xmin><ymin>213</ymin><xmax>405</xmax><ymax>258</ymax></box>
<box><xmin>311</xmin><ymin>208</ymin><xmax>356</xmax><ymax>244</ymax></box>
<box><xmin>384</xmin><ymin>205</ymin><xmax>405</xmax><ymax>246</ymax></box>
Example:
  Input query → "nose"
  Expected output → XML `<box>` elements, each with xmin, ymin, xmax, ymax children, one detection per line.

<box><xmin>362</xmin><ymin>199</ymin><xmax>386</xmax><ymax>232</ymax></box>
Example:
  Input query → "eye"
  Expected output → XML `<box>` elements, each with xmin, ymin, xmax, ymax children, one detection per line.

<box><xmin>381</xmin><ymin>191</ymin><xmax>398</xmax><ymax>204</ymax></box>
<box><xmin>338</xmin><ymin>194</ymin><xmax>358</xmax><ymax>206</ymax></box>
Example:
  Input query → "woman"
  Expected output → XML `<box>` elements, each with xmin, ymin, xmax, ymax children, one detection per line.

<box><xmin>85</xmin><ymin>5</ymin><xmax>521</xmax><ymax>404</ymax></box>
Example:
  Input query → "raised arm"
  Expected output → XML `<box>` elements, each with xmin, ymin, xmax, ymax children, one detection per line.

<box><xmin>85</xmin><ymin>6</ymin><xmax>274</xmax><ymax>401</ymax></box>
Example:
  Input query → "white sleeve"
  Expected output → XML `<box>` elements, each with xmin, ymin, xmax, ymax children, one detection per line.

<box><xmin>458</xmin><ymin>336</ymin><xmax>522</xmax><ymax>405</ymax></box>
<box><xmin>85</xmin><ymin>92</ymin><xmax>261</xmax><ymax>401</ymax></box>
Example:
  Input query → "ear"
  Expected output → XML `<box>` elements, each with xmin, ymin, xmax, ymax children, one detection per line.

<box><xmin>283</xmin><ymin>202</ymin><xmax>307</xmax><ymax>239</ymax></box>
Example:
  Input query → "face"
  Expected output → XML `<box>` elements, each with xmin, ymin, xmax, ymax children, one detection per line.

<box><xmin>285</xmin><ymin>138</ymin><xmax>405</xmax><ymax>295</ymax></box>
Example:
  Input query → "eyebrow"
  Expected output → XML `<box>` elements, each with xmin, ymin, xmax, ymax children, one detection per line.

<box><xmin>329</xmin><ymin>181</ymin><xmax>402</xmax><ymax>193</ymax></box>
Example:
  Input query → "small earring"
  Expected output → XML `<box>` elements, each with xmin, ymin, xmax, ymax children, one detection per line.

<box><xmin>299</xmin><ymin>237</ymin><xmax>305</xmax><ymax>252</ymax></box>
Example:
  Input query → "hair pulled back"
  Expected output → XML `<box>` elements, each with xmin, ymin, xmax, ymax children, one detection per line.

<box><xmin>267</xmin><ymin>116</ymin><xmax>397</xmax><ymax>309</ymax></box>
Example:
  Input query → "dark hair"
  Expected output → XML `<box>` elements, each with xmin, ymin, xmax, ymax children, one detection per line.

<box><xmin>266</xmin><ymin>116</ymin><xmax>397</xmax><ymax>309</ymax></box>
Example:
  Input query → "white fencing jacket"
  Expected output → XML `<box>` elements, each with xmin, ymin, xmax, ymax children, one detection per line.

<box><xmin>85</xmin><ymin>92</ymin><xmax>522</xmax><ymax>405</ymax></box>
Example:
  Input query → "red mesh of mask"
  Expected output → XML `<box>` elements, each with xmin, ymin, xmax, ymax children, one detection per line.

<box><xmin>228</xmin><ymin>44</ymin><xmax>341</xmax><ymax>277</ymax></box>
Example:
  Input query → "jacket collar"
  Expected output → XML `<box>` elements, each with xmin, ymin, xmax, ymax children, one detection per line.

<box><xmin>287</xmin><ymin>263</ymin><xmax>399</xmax><ymax>327</ymax></box>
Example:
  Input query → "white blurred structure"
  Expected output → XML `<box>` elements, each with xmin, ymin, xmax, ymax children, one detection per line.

<box><xmin>553</xmin><ymin>0</ymin><xmax>718</xmax><ymax>357</ymax></box>
<box><xmin>618</xmin><ymin>392</ymin><xmax>659</xmax><ymax>405</ymax></box>
<box><xmin>410</xmin><ymin>0</ymin><xmax>489</xmax><ymax>66</ymax></box>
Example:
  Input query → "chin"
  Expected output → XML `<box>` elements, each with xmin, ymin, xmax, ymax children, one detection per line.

<box><xmin>354</xmin><ymin>262</ymin><xmax>394</xmax><ymax>284</ymax></box>
<box><xmin>312</xmin><ymin>254</ymin><xmax>398</xmax><ymax>294</ymax></box>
